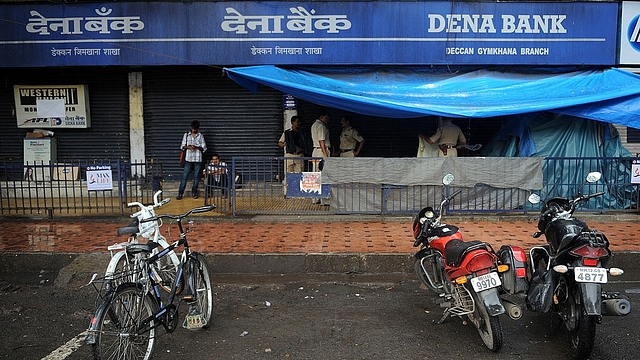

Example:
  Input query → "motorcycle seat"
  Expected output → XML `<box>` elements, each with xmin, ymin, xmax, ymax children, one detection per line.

<box><xmin>445</xmin><ymin>240</ymin><xmax>488</xmax><ymax>268</ymax></box>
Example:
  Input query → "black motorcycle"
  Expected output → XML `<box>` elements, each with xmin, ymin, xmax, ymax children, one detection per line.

<box><xmin>526</xmin><ymin>171</ymin><xmax>631</xmax><ymax>359</ymax></box>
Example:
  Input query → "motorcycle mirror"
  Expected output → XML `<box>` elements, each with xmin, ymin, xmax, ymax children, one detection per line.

<box><xmin>528</xmin><ymin>193</ymin><xmax>541</xmax><ymax>204</ymax></box>
<box><xmin>442</xmin><ymin>173</ymin><xmax>455</xmax><ymax>186</ymax></box>
<box><xmin>586</xmin><ymin>172</ymin><xmax>601</xmax><ymax>183</ymax></box>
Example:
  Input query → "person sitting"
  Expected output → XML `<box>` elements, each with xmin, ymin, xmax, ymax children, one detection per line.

<box><xmin>204</xmin><ymin>154</ymin><xmax>228</xmax><ymax>199</ymax></box>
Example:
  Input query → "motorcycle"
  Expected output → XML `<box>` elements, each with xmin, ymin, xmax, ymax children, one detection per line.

<box><xmin>526</xmin><ymin>171</ymin><xmax>631</xmax><ymax>359</ymax></box>
<box><xmin>412</xmin><ymin>174</ymin><xmax>528</xmax><ymax>352</ymax></box>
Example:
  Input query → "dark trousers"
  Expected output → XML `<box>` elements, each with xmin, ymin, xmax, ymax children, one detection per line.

<box><xmin>178</xmin><ymin>161</ymin><xmax>203</xmax><ymax>197</ymax></box>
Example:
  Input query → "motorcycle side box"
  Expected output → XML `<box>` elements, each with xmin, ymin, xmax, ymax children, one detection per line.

<box><xmin>497</xmin><ymin>245</ymin><xmax>529</xmax><ymax>295</ymax></box>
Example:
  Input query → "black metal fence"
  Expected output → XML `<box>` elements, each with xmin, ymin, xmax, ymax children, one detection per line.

<box><xmin>0</xmin><ymin>159</ymin><xmax>162</xmax><ymax>217</ymax></box>
<box><xmin>1</xmin><ymin>157</ymin><xmax>638</xmax><ymax>217</ymax></box>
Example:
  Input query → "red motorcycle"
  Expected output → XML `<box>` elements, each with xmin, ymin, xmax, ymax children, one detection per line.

<box><xmin>412</xmin><ymin>174</ymin><xmax>528</xmax><ymax>351</ymax></box>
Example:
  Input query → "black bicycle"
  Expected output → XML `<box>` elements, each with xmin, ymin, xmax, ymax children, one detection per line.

<box><xmin>85</xmin><ymin>205</ymin><xmax>215</xmax><ymax>360</ymax></box>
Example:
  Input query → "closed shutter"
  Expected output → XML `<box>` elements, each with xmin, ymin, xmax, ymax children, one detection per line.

<box><xmin>627</xmin><ymin>127</ymin><xmax>640</xmax><ymax>143</ymax></box>
<box><xmin>143</xmin><ymin>66</ymin><xmax>283</xmax><ymax>180</ymax></box>
<box><xmin>0</xmin><ymin>68</ymin><xmax>129</xmax><ymax>162</ymax></box>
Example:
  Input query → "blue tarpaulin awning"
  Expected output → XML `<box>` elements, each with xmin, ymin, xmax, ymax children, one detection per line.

<box><xmin>224</xmin><ymin>65</ymin><xmax>640</xmax><ymax>129</ymax></box>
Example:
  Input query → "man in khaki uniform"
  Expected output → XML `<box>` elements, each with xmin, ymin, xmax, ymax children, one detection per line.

<box><xmin>337</xmin><ymin>115</ymin><xmax>365</xmax><ymax>157</ymax></box>
<box><xmin>310</xmin><ymin>110</ymin><xmax>331</xmax><ymax>205</ymax></box>
<box><xmin>420</xmin><ymin>118</ymin><xmax>467</xmax><ymax>157</ymax></box>
<box><xmin>311</xmin><ymin>110</ymin><xmax>331</xmax><ymax>170</ymax></box>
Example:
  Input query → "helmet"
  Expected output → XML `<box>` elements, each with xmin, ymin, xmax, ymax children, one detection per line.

<box><xmin>413</xmin><ymin>207</ymin><xmax>438</xmax><ymax>240</ymax></box>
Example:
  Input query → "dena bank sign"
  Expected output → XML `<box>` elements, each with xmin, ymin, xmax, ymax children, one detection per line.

<box><xmin>0</xmin><ymin>1</ymin><xmax>618</xmax><ymax>66</ymax></box>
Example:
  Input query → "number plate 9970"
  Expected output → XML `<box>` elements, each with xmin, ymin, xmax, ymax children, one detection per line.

<box><xmin>470</xmin><ymin>272</ymin><xmax>501</xmax><ymax>292</ymax></box>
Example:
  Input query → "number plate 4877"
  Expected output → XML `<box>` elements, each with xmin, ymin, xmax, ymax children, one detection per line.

<box><xmin>574</xmin><ymin>267</ymin><xmax>608</xmax><ymax>283</ymax></box>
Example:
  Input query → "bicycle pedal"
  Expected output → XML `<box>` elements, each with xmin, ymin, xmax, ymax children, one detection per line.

<box><xmin>183</xmin><ymin>305</ymin><xmax>205</xmax><ymax>330</ymax></box>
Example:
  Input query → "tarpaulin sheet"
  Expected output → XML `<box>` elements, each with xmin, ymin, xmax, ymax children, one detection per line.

<box><xmin>224</xmin><ymin>66</ymin><xmax>640</xmax><ymax>129</ymax></box>
<box><xmin>322</xmin><ymin>157</ymin><xmax>543</xmax><ymax>190</ymax></box>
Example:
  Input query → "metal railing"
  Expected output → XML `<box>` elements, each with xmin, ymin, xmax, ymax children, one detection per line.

<box><xmin>228</xmin><ymin>156</ymin><xmax>639</xmax><ymax>216</ymax></box>
<box><xmin>0</xmin><ymin>159</ymin><xmax>162</xmax><ymax>217</ymax></box>
<box><xmin>1</xmin><ymin>156</ymin><xmax>638</xmax><ymax>217</ymax></box>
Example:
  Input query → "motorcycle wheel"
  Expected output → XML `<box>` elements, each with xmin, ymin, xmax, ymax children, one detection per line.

<box><xmin>566</xmin><ymin>290</ymin><xmax>596</xmax><ymax>359</ymax></box>
<box><xmin>466</xmin><ymin>289</ymin><xmax>503</xmax><ymax>352</ymax></box>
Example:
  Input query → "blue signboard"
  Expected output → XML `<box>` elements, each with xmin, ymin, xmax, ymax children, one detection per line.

<box><xmin>0</xmin><ymin>1</ymin><xmax>618</xmax><ymax>67</ymax></box>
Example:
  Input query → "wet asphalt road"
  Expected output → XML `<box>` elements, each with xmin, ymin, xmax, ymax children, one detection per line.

<box><xmin>1</xmin><ymin>268</ymin><xmax>639</xmax><ymax>360</ymax></box>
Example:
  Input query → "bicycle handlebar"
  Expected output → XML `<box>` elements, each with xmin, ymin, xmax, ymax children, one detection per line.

<box><xmin>127</xmin><ymin>190</ymin><xmax>170</xmax><ymax>217</ymax></box>
<box><xmin>140</xmin><ymin>205</ymin><xmax>216</xmax><ymax>223</ymax></box>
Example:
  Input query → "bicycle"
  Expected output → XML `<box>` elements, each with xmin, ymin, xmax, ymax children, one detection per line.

<box><xmin>105</xmin><ymin>190</ymin><xmax>181</xmax><ymax>292</ymax></box>
<box><xmin>85</xmin><ymin>205</ymin><xmax>215</xmax><ymax>360</ymax></box>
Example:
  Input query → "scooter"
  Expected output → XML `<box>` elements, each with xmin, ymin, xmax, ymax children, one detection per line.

<box><xmin>526</xmin><ymin>171</ymin><xmax>631</xmax><ymax>359</ymax></box>
<box><xmin>412</xmin><ymin>174</ymin><xmax>528</xmax><ymax>352</ymax></box>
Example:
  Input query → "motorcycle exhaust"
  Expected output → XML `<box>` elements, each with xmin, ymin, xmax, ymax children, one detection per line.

<box><xmin>602</xmin><ymin>298</ymin><xmax>631</xmax><ymax>316</ymax></box>
<box><xmin>501</xmin><ymin>298</ymin><xmax>523</xmax><ymax>320</ymax></box>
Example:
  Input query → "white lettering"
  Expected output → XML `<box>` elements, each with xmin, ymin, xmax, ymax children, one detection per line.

<box><xmin>26</xmin><ymin>7</ymin><xmax>145</xmax><ymax>36</ymax></box>
<box><xmin>222</xmin><ymin>6</ymin><xmax>350</xmax><ymax>35</ymax></box>
<box><xmin>445</xmin><ymin>47</ymin><xmax>474</xmax><ymax>55</ymax></box>
<box><xmin>520</xmin><ymin>47</ymin><xmax>549</xmax><ymax>55</ymax></box>
<box><xmin>428</xmin><ymin>14</ymin><xmax>496</xmax><ymax>33</ymax></box>
<box><xmin>502</xmin><ymin>14</ymin><xmax>566</xmax><ymax>34</ymax></box>
<box><xmin>477</xmin><ymin>47</ymin><xmax>517</xmax><ymax>55</ymax></box>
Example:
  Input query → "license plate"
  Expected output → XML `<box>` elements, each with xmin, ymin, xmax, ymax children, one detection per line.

<box><xmin>470</xmin><ymin>272</ymin><xmax>502</xmax><ymax>292</ymax></box>
<box><xmin>574</xmin><ymin>267</ymin><xmax>608</xmax><ymax>283</ymax></box>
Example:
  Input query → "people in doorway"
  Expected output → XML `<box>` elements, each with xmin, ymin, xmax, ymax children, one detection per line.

<box><xmin>336</xmin><ymin>115</ymin><xmax>365</xmax><ymax>157</ymax></box>
<box><xmin>204</xmin><ymin>153</ymin><xmax>228</xmax><ymax>199</ymax></box>
<box><xmin>419</xmin><ymin>117</ymin><xmax>466</xmax><ymax>157</ymax></box>
<box><xmin>278</xmin><ymin>115</ymin><xmax>306</xmax><ymax>173</ymax></box>
<box><xmin>177</xmin><ymin>120</ymin><xmax>207</xmax><ymax>199</ymax></box>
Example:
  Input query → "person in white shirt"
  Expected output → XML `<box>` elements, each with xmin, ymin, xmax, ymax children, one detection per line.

<box><xmin>178</xmin><ymin>120</ymin><xmax>207</xmax><ymax>199</ymax></box>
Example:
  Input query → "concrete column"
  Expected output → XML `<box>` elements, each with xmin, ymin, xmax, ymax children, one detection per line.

<box><xmin>128</xmin><ymin>72</ymin><xmax>145</xmax><ymax>176</ymax></box>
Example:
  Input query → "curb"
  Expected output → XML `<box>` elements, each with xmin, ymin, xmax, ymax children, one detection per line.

<box><xmin>2</xmin><ymin>251</ymin><xmax>639</xmax><ymax>288</ymax></box>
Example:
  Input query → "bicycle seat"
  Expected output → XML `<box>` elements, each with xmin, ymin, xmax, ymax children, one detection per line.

<box><xmin>126</xmin><ymin>241</ymin><xmax>159</xmax><ymax>255</ymax></box>
<box><xmin>117</xmin><ymin>226</ymin><xmax>139</xmax><ymax>237</ymax></box>
<box><xmin>117</xmin><ymin>218</ymin><xmax>140</xmax><ymax>237</ymax></box>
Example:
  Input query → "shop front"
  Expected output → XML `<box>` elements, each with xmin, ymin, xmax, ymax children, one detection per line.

<box><xmin>1</xmin><ymin>1</ymin><xmax>637</xmax><ymax>200</ymax></box>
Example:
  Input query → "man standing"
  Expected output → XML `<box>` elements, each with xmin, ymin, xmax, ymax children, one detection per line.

<box><xmin>420</xmin><ymin>118</ymin><xmax>466</xmax><ymax>157</ymax></box>
<box><xmin>278</xmin><ymin>115</ymin><xmax>306</xmax><ymax>173</ymax></box>
<box><xmin>337</xmin><ymin>115</ymin><xmax>365</xmax><ymax>157</ymax></box>
<box><xmin>178</xmin><ymin>120</ymin><xmax>207</xmax><ymax>199</ymax></box>
<box><xmin>310</xmin><ymin>110</ymin><xmax>331</xmax><ymax>205</ymax></box>
<box><xmin>311</xmin><ymin>110</ymin><xmax>331</xmax><ymax>165</ymax></box>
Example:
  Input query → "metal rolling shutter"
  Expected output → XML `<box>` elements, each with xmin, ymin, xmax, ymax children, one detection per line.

<box><xmin>143</xmin><ymin>66</ymin><xmax>283</xmax><ymax>180</ymax></box>
<box><xmin>0</xmin><ymin>68</ymin><xmax>129</xmax><ymax>162</ymax></box>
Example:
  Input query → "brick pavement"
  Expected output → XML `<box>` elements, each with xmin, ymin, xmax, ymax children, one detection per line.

<box><xmin>1</xmin><ymin>217</ymin><xmax>639</xmax><ymax>254</ymax></box>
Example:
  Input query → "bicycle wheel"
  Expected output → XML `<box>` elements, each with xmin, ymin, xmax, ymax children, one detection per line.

<box><xmin>154</xmin><ymin>238</ymin><xmax>183</xmax><ymax>294</ymax></box>
<box><xmin>113</xmin><ymin>252</ymin><xmax>138</xmax><ymax>283</ymax></box>
<box><xmin>194</xmin><ymin>252</ymin><xmax>213</xmax><ymax>328</ymax></box>
<box><xmin>92</xmin><ymin>284</ymin><xmax>157</xmax><ymax>360</ymax></box>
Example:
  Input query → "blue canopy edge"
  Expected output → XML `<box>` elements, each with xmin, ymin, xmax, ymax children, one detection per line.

<box><xmin>223</xmin><ymin>65</ymin><xmax>640</xmax><ymax>129</ymax></box>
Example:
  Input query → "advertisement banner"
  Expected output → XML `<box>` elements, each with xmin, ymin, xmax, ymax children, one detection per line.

<box><xmin>87</xmin><ymin>165</ymin><xmax>113</xmax><ymax>191</ymax></box>
<box><xmin>13</xmin><ymin>85</ymin><xmax>91</xmax><ymax>128</ymax></box>
<box><xmin>0</xmin><ymin>2</ymin><xmax>618</xmax><ymax>66</ymax></box>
